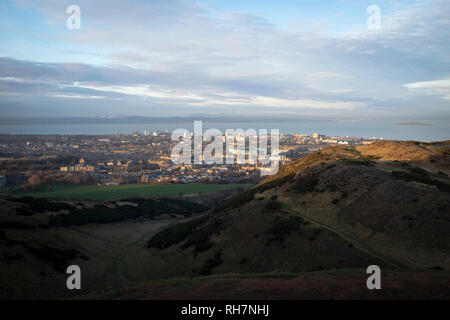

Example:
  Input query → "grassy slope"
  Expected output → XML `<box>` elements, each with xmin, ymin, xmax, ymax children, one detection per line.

<box><xmin>0</xmin><ymin>195</ymin><xmax>208</xmax><ymax>299</ymax></box>
<box><xmin>129</xmin><ymin>141</ymin><xmax>450</xmax><ymax>298</ymax></box>
<box><xmin>83</xmin><ymin>269</ymin><xmax>450</xmax><ymax>300</ymax></box>
<box><xmin>255</xmin><ymin>142</ymin><xmax>450</xmax><ymax>270</ymax></box>
<box><xmin>2</xmin><ymin>183</ymin><xmax>253</xmax><ymax>201</ymax></box>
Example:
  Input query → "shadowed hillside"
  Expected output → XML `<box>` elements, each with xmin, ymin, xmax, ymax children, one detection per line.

<box><xmin>0</xmin><ymin>196</ymin><xmax>209</xmax><ymax>299</ymax></box>
<box><xmin>134</xmin><ymin>140</ymin><xmax>450</xmax><ymax>299</ymax></box>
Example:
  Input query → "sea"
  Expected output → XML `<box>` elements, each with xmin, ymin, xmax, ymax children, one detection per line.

<box><xmin>0</xmin><ymin>120</ymin><xmax>449</xmax><ymax>142</ymax></box>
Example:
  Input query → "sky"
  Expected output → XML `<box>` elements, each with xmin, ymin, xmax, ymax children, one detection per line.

<box><xmin>0</xmin><ymin>0</ymin><xmax>449</xmax><ymax>120</ymax></box>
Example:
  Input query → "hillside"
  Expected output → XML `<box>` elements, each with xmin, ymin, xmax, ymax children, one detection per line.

<box><xmin>0</xmin><ymin>196</ymin><xmax>209</xmax><ymax>299</ymax></box>
<box><xmin>1</xmin><ymin>140</ymin><xmax>449</xmax><ymax>299</ymax></box>
<box><xmin>133</xmin><ymin>140</ymin><xmax>450</xmax><ymax>298</ymax></box>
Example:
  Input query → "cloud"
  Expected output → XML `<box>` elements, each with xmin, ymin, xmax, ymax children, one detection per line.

<box><xmin>404</xmin><ymin>79</ymin><xmax>450</xmax><ymax>100</ymax></box>
<box><xmin>308</xmin><ymin>72</ymin><xmax>353</xmax><ymax>79</ymax></box>
<box><xmin>0</xmin><ymin>0</ymin><xmax>449</xmax><ymax>119</ymax></box>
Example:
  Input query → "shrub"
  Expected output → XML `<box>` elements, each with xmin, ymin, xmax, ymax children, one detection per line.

<box><xmin>15</xmin><ymin>207</ymin><xmax>34</xmax><ymax>216</ymax></box>
<box><xmin>254</xmin><ymin>173</ymin><xmax>295</xmax><ymax>193</ymax></box>
<box><xmin>8</xmin><ymin>196</ymin><xmax>76</xmax><ymax>213</ymax></box>
<box><xmin>438</xmin><ymin>148</ymin><xmax>450</xmax><ymax>155</ymax></box>
<box><xmin>0</xmin><ymin>221</ymin><xmax>34</xmax><ymax>229</ymax></box>
<box><xmin>391</xmin><ymin>171</ymin><xmax>450</xmax><ymax>192</ymax></box>
<box><xmin>28</xmin><ymin>245</ymin><xmax>82</xmax><ymax>273</ymax></box>
<box><xmin>198</xmin><ymin>250</ymin><xmax>222</xmax><ymax>275</ymax></box>
<box><xmin>180</xmin><ymin>220</ymin><xmax>222</xmax><ymax>254</ymax></box>
<box><xmin>343</xmin><ymin>158</ymin><xmax>375</xmax><ymax>166</ymax></box>
<box><xmin>265</xmin><ymin>216</ymin><xmax>305</xmax><ymax>245</ymax></box>
<box><xmin>50</xmin><ymin>198</ymin><xmax>198</xmax><ymax>227</ymax></box>
<box><xmin>292</xmin><ymin>174</ymin><xmax>319</xmax><ymax>193</ymax></box>
<box><xmin>158</xmin><ymin>197</ymin><xmax>208</xmax><ymax>213</ymax></box>
<box><xmin>264</xmin><ymin>199</ymin><xmax>282</xmax><ymax>212</ymax></box>
<box><xmin>408</xmin><ymin>167</ymin><xmax>429</xmax><ymax>176</ymax></box>
<box><xmin>327</xmin><ymin>183</ymin><xmax>338</xmax><ymax>192</ymax></box>
<box><xmin>147</xmin><ymin>215</ymin><xmax>209</xmax><ymax>249</ymax></box>
<box><xmin>215</xmin><ymin>189</ymin><xmax>255</xmax><ymax>212</ymax></box>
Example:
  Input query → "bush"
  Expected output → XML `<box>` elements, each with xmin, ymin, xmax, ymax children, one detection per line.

<box><xmin>180</xmin><ymin>220</ymin><xmax>222</xmax><ymax>254</ymax></box>
<box><xmin>198</xmin><ymin>250</ymin><xmax>222</xmax><ymax>275</ymax></box>
<box><xmin>408</xmin><ymin>167</ymin><xmax>429</xmax><ymax>176</ymax></box>
<box><xmin>158</xmin><ymin>197</ymin><xmax>208</xmax><ymax>213</ymax></box>
<box><xmin>392</xmin><ymin>171</ymin><xmax>450</xmax><ymax>192</ymax></box>
<box><xmin>292</xmin><ymin>174</ymin><xmax>319</xmax><ymax>193</ymax></box>
<box><xmin>28</xmin><ymin>245</ymin><xmax>82</xmax><ymax>273</ymax></box>
<box><xmin>265</xmin><ymin>216</ymin><xmax>305</xmax><ymax>245</ymax></box>
<box><xmin>8</xmin><ymin>196</ymin><xmax>76</xmax><ymax>213</ymax></box>
<box><xmin>343</xmin><ymin>158</ymin><xmax>375</xmax><ymax>166</ymax></box>
<box><xmin>15</xmin><ymin>207</ymin><xmax>35</xmax><ymax>216</ymax></box>
<box><xmin>0</xmin><ymin>221</ymin><xmax>34</xmax><ymax>229</ymax></box>
<box><xmin>264</xmin><ymin>199</ymin><xmax>282</xmax><ymax>212</ymax></box>
<box><xmin>255</xmin><ymin>173</ymin><xmax>296</xmax><ymax>193</ymax></box>
<box><xmin>50</xmin><ymin>198</ymin><xmax>199</xmax><ymax>227</ymax></box>
<box><xmin>215</xmin><ymin>189</ymin><xmax>255</xmax><ymax>212</ymax></box>
<box><xmin>148</xmin><ymin>215</ymin><xmax>209</xmax><ymax>249</ymax></box>
<box><xmin>327</xmin><ymin>183</ymin><xmax>338</xmax><ymax>192</ymax></box>
<box><xmin>438</xmin><ymin>148</ymin><xmax>450</xmax><ymax>155</ymax></box>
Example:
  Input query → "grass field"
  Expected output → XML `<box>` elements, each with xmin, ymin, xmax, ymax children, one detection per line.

<box><xmin>2</xmin><ymin>183</ymin><xmax>253</xmax><ymax>201</ymax></box>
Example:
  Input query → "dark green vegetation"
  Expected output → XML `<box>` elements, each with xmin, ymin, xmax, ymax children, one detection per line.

<box><xmin>0</xmin><ymin>228</ymin><xmax>87</xmax><ymax>273</ymax></box>
<box><xmin>8</xmin><ymin>196</ymin><xmax>77</xmax><ymax>213</ymax></box>
<box><xmin>341</xmin><ymin>158</ymin><xmax>375</xmax><ymax>166</ymax></box>
<box><xmin>214</xmin><ymin>189</ymin><xmax>256</xmax><ymax>212</ymax></box>
<box><xmin>50</xmin><ymin>198</ymin><xmax>207</xmax><ymax>227</ymax></box>
<box><xmin>147</xmin><ymin>215</ymin><xmax>210</xmax><ymax>250</ymax></box>
<box><xmin>264</xmin><ymin>198</ymin><xmax>282</xmax><ymax>212</ymax></box>
<box><xmin>265</xmin><ymin>216</ymin><xmax>307</xmax><ymax>246</ymax></box>
<box><xmin>253</xmin><ymin>173</ymin><xmax>296</xmax><ymax>193</ymax></box>
<box><xmin>214</xmin><ymin>173</ymin><xmax>296</xmax><ymax>212</ymax></box>
<box><xmin>148</xmin><ymin>214</ymin><xmax>223</xmax><ymax>256</ymax></box>
<box><xmin>392</xmin><ymin>170</ymin><xmax>450</xmax><ymax>192</ymax></box>
<box><xmin>27</xmin><ymin>246</ymin><xmax>88</xmax><ymax>273</ymax></box>
<box><xmin>198</xmin><ymin>250</ymin><xmax>223</xmax><ymax>276</ymax></box>
<box><xmin>291</xmin><ymin>174</ymin><xmax>319</xmax><ymax>193</ymax></box>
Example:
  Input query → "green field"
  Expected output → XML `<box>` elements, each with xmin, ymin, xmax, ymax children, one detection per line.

<box><xmin>2</xmin><ymin>183</ymin><xmax>253</xmax><ymax>201</ymax></box>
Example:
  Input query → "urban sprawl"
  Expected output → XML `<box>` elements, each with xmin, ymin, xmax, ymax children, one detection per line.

<box><xmin>0</xmin><ymin>131</ymin><xmax>381</xmax><ymax>190</ymax></box>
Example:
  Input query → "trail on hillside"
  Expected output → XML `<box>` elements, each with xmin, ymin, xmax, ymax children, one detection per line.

<box><xmin>281</xmin><ymin>199</ymin><xmax>409</xmax><ymax>270</ymax></box>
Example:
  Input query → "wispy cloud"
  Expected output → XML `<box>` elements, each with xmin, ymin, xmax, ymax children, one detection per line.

<box><xmin>404</xmin><ymin>79</ymin><xmax>450</xmax><ymax>100</ymax></box>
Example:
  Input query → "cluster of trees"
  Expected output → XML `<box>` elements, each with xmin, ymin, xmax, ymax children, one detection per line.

<box><xmin>49</xmin><ymin>198</ymin><xmax>203</xmax><ymax>227</ymax></box>
<box><xmin>19</xmin><ymin>173</ymin><xmax>97</xmax><ymax>191</ymax></box>
<box><xmin>1</xmin><ymin>155</ymin><xmax>92</xmax><ymax>190</ymax></box>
